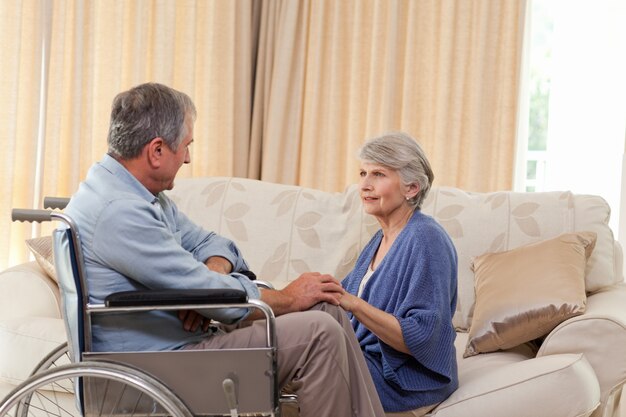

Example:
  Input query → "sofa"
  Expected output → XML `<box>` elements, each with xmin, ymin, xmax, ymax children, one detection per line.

<box><xmin>1</xmin><ymin>176</ymin><xmax>625</xmax><ymax>417</ymax></box>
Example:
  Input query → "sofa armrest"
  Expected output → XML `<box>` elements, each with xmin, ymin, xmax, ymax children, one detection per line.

<box><xmin>0</xmin><ymin>261</ymin><xmax>61</xmax><ymax>319</ymax></box>
<box><xmin>0</xmin><ymin>262</ymin><xmax>65</xmax><ymax>387</ymax></box>
<box><xmin>537</xmin><ymin>284</ymin><xmax>626</xmax><ymax>411</ymax></box>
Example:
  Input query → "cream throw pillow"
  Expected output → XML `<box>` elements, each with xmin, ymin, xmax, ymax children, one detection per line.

<box><xmin>464</xmin><ymin>231</ymin><xmax>596</xmax><ymax>358</ymax></box>
<box><xmin>25</xmin><ymin>236</ymin><xmax>57</xmax><ymax>283</ymax></box>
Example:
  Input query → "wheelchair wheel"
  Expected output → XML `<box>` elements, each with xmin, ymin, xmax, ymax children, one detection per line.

<box><xmin>1</xmin><ymin>361</ymin><xmax>193</xmax><ymax>417</ymax></box>
<box><xmin>29</xmin><ymin>343</ymin><xmax>71</xmax><ymax>375</ymax></box>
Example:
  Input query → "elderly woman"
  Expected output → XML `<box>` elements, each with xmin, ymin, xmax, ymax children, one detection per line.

<box><xmin>339</xmin><ymin>132</ymin><xmax>458</xmax><ymax>416</ymax></box>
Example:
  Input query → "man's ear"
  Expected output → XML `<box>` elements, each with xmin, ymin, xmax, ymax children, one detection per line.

<box><xmin>147</xmin><ymin>137</ymin><xmax>164</xmax><ymax>167</ymax></box>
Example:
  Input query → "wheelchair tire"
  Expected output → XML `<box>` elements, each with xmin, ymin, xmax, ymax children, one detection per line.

<box><xmin>28</xmin><ymin>342</ymin><xmax>71</xmax><ymax>376</ymax></box>
<box><xmin>1</xmin><ymin>361</ymin><xmax>193</xmax><ymax>417</ymax></box>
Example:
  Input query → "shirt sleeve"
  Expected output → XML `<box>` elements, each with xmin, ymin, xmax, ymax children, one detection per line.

<box><xmin>162</xmin><ymin>194</ymin><xmax>249</xmax><ymax>272</ymax></box>
<box><xmin>91</xmin><ymin>198</ymin><xmax>259</xmax><ymax>323</ymax></box>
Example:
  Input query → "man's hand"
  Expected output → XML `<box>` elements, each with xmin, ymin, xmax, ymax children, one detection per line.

<box><xmin>177</xmin><ymin>256</ymin><xmax>234</xmax><ymax>332</ymax></box>
<box><xmin>258</xmin><ymin>272</ymin><xmax>344</xmax><ymax>317</ymax></box>
<box><xmin>281</xmin><ymin>272</ymin><xmax>343</xmax><ymax>310</ymax></box>
<box><xmin>178</xmin><ymin>309</ymin><xmax>212</xmax><ymax>332</ymax></box>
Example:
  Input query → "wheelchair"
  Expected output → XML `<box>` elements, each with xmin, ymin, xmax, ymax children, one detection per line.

<box><xmin>1</xmin><ymin>198</ymin><xmax>288</xmax><ymax>417</ymax></box>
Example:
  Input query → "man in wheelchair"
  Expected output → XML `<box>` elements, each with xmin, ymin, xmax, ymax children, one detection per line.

<box><xmin>64</xmin><ymin>82</ymin><xmax>385</xmax><ymax>417</ymax></box>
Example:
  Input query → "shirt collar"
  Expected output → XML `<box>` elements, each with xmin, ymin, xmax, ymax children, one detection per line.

<box><xmin>100</xmin><ymin>153</ymin><xmax>160</xmax><ymax>204</ymax></box>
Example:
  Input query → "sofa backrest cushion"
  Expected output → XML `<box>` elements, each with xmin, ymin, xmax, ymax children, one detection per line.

<box><xmin>420</xmin><ymin>187</ymin><xmax>617</xmax><ymax>330</ymax></box>
<box><xmin>168</xmin><ymin>178</ymin><xmax>618</xmax><ymax>331</ymax></box>
<box><xmin>167</xmin><ymin>178</ymin><xmax>378</xmax><ymax>290</ymax></box>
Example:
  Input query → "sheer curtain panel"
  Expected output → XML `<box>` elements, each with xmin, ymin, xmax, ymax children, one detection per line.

<box><xmin>252</xmin><ymin>0</ymin><xmax>527</xmax><ymax>192</ymax></box>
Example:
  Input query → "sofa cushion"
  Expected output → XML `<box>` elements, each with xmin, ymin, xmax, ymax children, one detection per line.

<box><xmin>25</xmin><ymin>235</ymin><xmax>57</xmax><ymax>283</ymax></box>
<box><xmin>421</xmin><ymin>188</ymin><xmax>616</xmax><ymax>331</ymax></box>
<box><xmin>167</xmin><ymin>178</ymin><xmax>378</xmax><ymax>288</ymax></box>
<box><xmin>572</xmin><ymin>194</ymin><xmax>618</xmax><ymax>292</ymax></box>
<box><xmin>433</xmin><ymin>349</ymin><xmax>600</xmax><ymax>417</ymax></box>
<box><xmin>0</xmin><ymin>317</ymin><xmax>66</xmax><ymax>385</ymax></box>
<box><xmin>464</xmin><ymin>232</ymin><xmax>595</xmax><ymax>357</ymax></box>
<box><xmin>167</xmin><ymin>179</ymin><xmax>617</xmax><ymax>332</ymax></box>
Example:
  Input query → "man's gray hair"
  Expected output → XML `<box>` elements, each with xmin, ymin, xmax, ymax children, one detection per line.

<box><xmin>107</xmin><ymin>83</ymin><xmax>197</xmax><ymax>159</ymax></box>
<box><xmin>358</xmin><ymin>132</ymin><xmax>434</xmax><ymax>210</ymax></box>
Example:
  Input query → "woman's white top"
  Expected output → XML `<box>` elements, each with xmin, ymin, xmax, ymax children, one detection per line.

<box><xmin>357</xmin><ymin>265</ymin><xmax>376</xmax><ymax>297</ymax></box>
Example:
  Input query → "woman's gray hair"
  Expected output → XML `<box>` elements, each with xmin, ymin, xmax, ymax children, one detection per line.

<box><xmin>107</xmin><ymin>83</ymin><xmax>197</xmax><ymax>159</ymax></box>
<box><xmin>358</xmin><ymin>132</ymin><xmax>434</xmax><ymax>210</ymax></box>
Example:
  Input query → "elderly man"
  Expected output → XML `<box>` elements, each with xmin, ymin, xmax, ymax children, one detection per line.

<box><xmin>65</xmin><ymin>82</ymin><xmax>384</xmax><ymax>417</ymax></box>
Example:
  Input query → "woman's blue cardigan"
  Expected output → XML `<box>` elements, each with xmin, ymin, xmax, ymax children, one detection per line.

<box><xmin>342</xmin><ymin>210</ymin><xmax>459</xmax><ymax>412</ymax></box>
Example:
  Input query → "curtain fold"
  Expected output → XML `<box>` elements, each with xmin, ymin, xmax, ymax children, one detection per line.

<box><xmin>41</xmin><ymin>0</ymin><xmax>257</xmax><ymax>193</ymax></box>
<box><xmin>253</xmin><ymin>0</ymin><xmax>527</xmax><ymax>192</ymax></box>
<box><xmin>0</xmin><ymin>1</ymin><xmax>45</xmax><ymax>268</ymax></box>
<box><xmin>1</xmin><ymin>0</ymin><xmax>526</xmax><ymax>269</ymax></box>
<box><xmin>250</xmin><ymin>0</ymin><xmax>310</xmax><ymax>184</ymax></box>
<box><xmin>1</xmin><ymin>0</ymin><xmax>257</xmax><ymax>269</ymax></box>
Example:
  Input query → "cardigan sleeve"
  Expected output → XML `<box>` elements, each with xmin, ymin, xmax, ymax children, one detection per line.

<box><xmin>366</xmin><ymin>216</ymin><xmax>458</xmax><ymax>391</ymax></box>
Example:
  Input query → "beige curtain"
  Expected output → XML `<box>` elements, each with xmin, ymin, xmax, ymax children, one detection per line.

<box><xmin>1</xmin><ymin>0</ymin><xmax>525</xmax><ymax>270</ymax></box>
<box><xmin>0</xmin><ymin>1</ymin><xmax>45</xmax><ymax>268</ymax></box>
<box><xmin>0</xmin><ymin>0</ymin><xmax>257</xmax><ymax>270</ymax></box>
<box><xmin>253</xmin><ymin>0</ymin><xmax>527</xmax><ymax>193</ymax></box>
<box><xmin>42</xmin><ymin>0</ymin><xmax>257</xmax><ymax>194</ymax></box>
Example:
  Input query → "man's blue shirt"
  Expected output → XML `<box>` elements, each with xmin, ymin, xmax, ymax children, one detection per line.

<box><xmin>65</xmin><ymin>154</ymin><xmax>260</xmax><ymax>352</ymax></box>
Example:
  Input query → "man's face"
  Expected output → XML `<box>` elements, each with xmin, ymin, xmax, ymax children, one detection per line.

<box><xmin>159</xmin><ymin>119</ymin><xmax>193</xmax><ymax>191</ymax></box>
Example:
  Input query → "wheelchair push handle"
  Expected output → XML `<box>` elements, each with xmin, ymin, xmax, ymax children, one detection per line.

<box><xmin>11</xmin><ymin>209</ymin><xmax>54</xmax><ymax>223</ymax></box>
<box><xmin>43</xmin><ymin>196</ymin><xmax>70</xmax><ymax>210</ymax></box>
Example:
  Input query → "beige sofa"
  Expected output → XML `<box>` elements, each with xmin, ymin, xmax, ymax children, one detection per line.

<box><xmin>1</xmin><ymin>176</ymin><xmax>625</xmax><ymax>417</ymax></box>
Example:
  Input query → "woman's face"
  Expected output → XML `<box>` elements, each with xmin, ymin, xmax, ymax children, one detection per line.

<box><xmin>359</xmin><ymin>162</ymin><xmax>413</xmax><ymax>219</ymax></box>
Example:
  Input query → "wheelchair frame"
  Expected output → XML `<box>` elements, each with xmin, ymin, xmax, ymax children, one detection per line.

<box><xmin>2</xmin><ymin>204</ymin><xmax>283</xmax><ymax>417</ymax></box>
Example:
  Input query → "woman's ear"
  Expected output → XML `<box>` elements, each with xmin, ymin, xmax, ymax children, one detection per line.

<box><xmin>147</xmin><ymin>137</ymin><xmax>164</xmax><ymax>167</ymax></box>
<box><xmin>406</xmin><ymin>183</ymin><xmax>420</xmax><ymax>200</ymax></box>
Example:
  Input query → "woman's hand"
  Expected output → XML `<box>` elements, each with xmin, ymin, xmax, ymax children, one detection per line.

<box><xmin>339</xmin><ymin>291</ymin><xmax>361</xmax><ymax>313</ymax></box>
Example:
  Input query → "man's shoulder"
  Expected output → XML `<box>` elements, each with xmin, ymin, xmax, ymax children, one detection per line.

<box><xmin>67</xmin><ymin>190</ymin><xmax>156</xmax><ymax>229</ymax></box>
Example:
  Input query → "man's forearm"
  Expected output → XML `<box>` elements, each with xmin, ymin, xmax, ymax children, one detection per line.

<box><xmin>246</xmin><ymin>272</ymin><xmax>344</xmax><ymax>320</ymax></box>
<box><xmin>204</xmin><ymin>256</ymin><xmax>233</xmax><ymax>274</ymax></box>
<box><xmin>259</xmin><ymin>288</ymin><xmax>296</xmax><ymax>316</ymax></box>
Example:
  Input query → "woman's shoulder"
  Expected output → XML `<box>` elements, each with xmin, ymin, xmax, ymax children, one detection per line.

<box><xmin>407</xmin><ymin>210</ymin><xmax>447</xmax><ymax>235</ymax></box>
<box><xmin>404</xmin><ymin>211</ymin><xmax>456</xmax><ymax>251</ymax></box>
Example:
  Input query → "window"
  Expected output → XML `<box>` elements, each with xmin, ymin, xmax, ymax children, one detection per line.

<box><xmin>519</xmin><ymin>0</ymin><xmax>626</xmax><ymax>236</ymax></box>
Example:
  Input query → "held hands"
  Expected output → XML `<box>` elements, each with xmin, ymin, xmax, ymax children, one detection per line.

<box><xmin>279</xmin><ymin>272</ymin><xmax>344</xmax><ymax>312</ymax></box>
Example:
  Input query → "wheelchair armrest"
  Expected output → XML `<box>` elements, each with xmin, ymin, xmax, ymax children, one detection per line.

<box><xmin>255</xmin><ymin>280</ymin><xmax>275</xmax><ymax>290</ymax></box>
<box><xmin>105</xmin><ymin>288</ymin><xmax>247</xmax><ymax>307</ymax></box>
<box><xmin>238</xmin><ymin>270</ymin><xmax>257</xmax><ymax>280</ymax></box>
<box><xmin>239</xmin><ymin>270</ymin><xmax>277</xmax><ymax>289</ymax></box>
